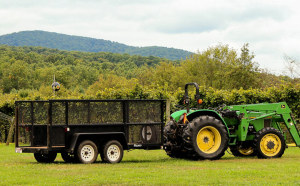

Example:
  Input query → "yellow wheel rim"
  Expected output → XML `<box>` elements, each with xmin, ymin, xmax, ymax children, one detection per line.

<box><xmin>260</xmin><ymin>133</ymin><xmax>281</xmax><ymax>157</ymax></box>
<box><xmin>238</xmin><ymin>147</ymin><xmax>254</xmax><ymax>156</ymax></box>
<box><xmin>196</xmin><ymin>126</ymin><xmax>221</xmax><ymax>154</ymax></box>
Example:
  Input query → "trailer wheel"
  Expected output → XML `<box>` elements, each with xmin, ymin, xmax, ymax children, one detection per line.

<box><xmin>102</xmin><ymin>140</ymin><xmax>123</xmax><ymax>163</ymax></box>
<box><xmin>254</xmin><ymin>127</ymin><xmax>286</xmax><ymax>159</ymax></box>
<box><xmin>183</xmin><ymin>115</ymin><xmax>228</xmax><ymax>160</ymax></box>
<box><xmin>77</xmin><ymin>140</ymin><xmax>98</xmax><ymax>164</ymax></box>
<box><xmin>61</xmin><ymin>152</ymin><xmax>77</xmax><ymax>163</ymax></box>
<box><xmin>34</xmin><ymin>152</ymin><xmax>57</xmax><ymax>163</ymax></box>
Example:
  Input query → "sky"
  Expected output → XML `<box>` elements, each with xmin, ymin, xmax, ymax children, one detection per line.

<box><xmin>0</xmin><ymin>0</ymin><xmax>299</xmax><ymax>75</ymax></box>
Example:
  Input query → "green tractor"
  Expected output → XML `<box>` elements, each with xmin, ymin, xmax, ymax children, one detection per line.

<box><xmin>163</xmin><ymin>83</ymin><xmax>300</xmax><ymax>160</ymax></box>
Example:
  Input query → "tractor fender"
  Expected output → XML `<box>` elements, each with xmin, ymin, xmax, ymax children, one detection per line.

<box><xmin>187</xmin><ymin>110</ymin><xmax>230</xmax><ymax>133</ymax></box>
<box><xmin>69</xmin><ymin>132</ymin><xmax>128</xmax><ymax>153</ymax></box>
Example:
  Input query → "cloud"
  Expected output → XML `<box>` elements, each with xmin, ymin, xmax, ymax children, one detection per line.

<box><xmin>145</xmin><ymin>1</ymin><xmax>289</xmax><ymax>34</ymax></box>
<box><xmin>0</xmin><ymin>0</ymin><xmax>299</xmax><ymax>75</ymax></box>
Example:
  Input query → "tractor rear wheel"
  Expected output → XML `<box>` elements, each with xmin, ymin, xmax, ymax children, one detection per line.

<box><xmin>163</xmin><ymin>120</ymin><xmax>197</xmax><ymax>159</ymax></box>
<box><xmin>183</xmin><ymin>115</ymin><xmax>228</xmax><ymax>160</ymax></box>
<box><xmin>164</xmin><ymin>120</ymin><xmax>183</xmax><ymax>158</ymax></box>
<box><xmin>254</xmin><ymin>127</ymin><xmax>286</xmax><ymax>159</ymax></box>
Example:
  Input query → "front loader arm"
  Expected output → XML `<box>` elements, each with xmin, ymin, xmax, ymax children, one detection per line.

<box><xmin>281</xmin><ymin>114</ymin><xmax>300</xmax><ymax>147</ymax></box>
<box><xmin>226</xmin><ymin>102</ymin><xmax>300</xmax><ymax>146</ymax></box>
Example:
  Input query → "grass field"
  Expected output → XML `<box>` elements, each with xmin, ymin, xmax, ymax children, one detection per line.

<box><xmin>1</xmin><ymin>144</ymin><xmax>300</xmax><ymax>185</ymax></box>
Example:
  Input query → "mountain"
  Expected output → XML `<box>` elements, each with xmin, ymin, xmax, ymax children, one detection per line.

<box><xmin>0</xmin><ymin>30</ymin><xmax>193</xmax><ymax>60</ymax></box>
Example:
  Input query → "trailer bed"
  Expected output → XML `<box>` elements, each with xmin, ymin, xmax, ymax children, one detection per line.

<box><xmin>15</xmin><ymin>99</ymin><xmax>166</xmax><ymax>154</ymax></box>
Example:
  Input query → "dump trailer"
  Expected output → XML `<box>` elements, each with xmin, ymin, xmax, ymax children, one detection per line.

<box><xmin>164</xmin><ymin>83</ymin><xmax>300</xmax><ymax>159</ymax></box>
<box><xmin>15</xmin><ymin>99</ymin><xmax>165</xmax><ymax>164</ymax></box>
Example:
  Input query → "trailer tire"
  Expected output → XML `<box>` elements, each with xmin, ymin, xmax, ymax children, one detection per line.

<box><xmin>61</xmin><ymin>152</ymin><xmax>77</xmax><ymax>163</ymax></box>
<box><xmin>183</xmin><ymin>115</ymin><xmax>228</xmax><ymax>160</ymax></box>
<box><xmin>77</xmin><ymin>140</ymin><xmax>98</xmax><ymax>164</ymax></box>
<box><xmin>102</xmin><ymin>140</ymin><xmax>123</xmax><ymax>163</ymax></box>
<box><xmin>34</xmin><ymin>152</ymin><xmax>57</xmax><ymax>163</ymax></box>
<box><xmin>254</xmin><ymin>127</ymin><xmax>286</xmax><ymax>159</ymax></box>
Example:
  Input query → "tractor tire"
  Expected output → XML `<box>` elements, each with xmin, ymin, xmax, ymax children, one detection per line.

<box><xmin>182</xmin><ymin>115</ymin><xmax>228</xmax><ymax>160</ymax></box>
<box><xmin>61</xmin><ymin>152</ymin><xmax>77</xmax><ymax>163</ymax></box>
<box><xmin>254</xmin><ymin>127</ymin><xmax>286</xmax><ymax>159</ymax></box>
<box><xmin>102</xmin><ymin>140</ymin><xmax>123</xmax><ymax>163</ymax></box>
<box><xmin>77</xmin><ymin>140</ymin><xmax>98</xmax><ymax>164</ymax></box>
<box><xmin>163</xmin><ymin>120</ymin><xmax>192</xmax><ymax>159</ymax></box>
<box><xmin>163</xmin><ymin>119</ymin><xmax>178</xmax><ymax>158</ymax></box>
<box><xmin>229</xmin><ymin>142</ymin><xmax>256</xmax><ymax>157</ymax></box>
<box><xmin>34</xmin><ymin>152</ymin><xmax>57</xmax><ymax>163</ymax></box>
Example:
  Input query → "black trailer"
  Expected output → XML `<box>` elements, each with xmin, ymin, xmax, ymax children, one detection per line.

<box><xmin>15</xmin><ymin>99</ymin><xmax>165</xmax><ymax>163</ymax></box>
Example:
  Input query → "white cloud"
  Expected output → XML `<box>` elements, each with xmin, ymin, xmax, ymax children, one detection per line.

<box><xmin>0</xmin><ymin>0</ymin><xmax>299</xmax><ymax>75</ymax></box>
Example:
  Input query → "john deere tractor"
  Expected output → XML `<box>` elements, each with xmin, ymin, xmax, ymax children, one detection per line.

<box><xmin>163</xmin><ymin>83</ymin><xmax>300</xmax><ymax>160</ymax></box>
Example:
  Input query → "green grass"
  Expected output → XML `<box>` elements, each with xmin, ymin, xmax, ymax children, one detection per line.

<box><xmin>1</xmin><ymin>144</ymin><xmax>300</xmax><ymax>185</ymax></box>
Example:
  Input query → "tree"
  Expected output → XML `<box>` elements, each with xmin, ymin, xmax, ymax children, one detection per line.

<box><xmin>283</xmin><ymin>54</ymin><xmax>300</xmax><ymax>79</ymax></box>
<box><xmin>180</xmin><ymin>44</ymin><xmax>259</xmax><ymax>90</ymax></box>
<box><xmin>1</xmin><ymin>60</ymin><xmax>32</xmax><ymax>93</ymax></box>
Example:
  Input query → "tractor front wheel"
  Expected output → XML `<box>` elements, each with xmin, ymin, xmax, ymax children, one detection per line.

<box><xmin>254</xmin><ymin>127</ymin><xmax>286</xmax><ymax>159</ymax></box>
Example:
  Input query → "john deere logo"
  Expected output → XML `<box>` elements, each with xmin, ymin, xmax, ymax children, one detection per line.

<box><xmin>281</xmin><ymin>105</ymin><xmax>286</xmax><ymax>109</ymax></box>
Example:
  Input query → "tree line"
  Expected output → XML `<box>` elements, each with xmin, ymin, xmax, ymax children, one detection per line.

<box><xmin>0</xmin><ymin>43</ymin><xmax>299</xmax><ymax>142</ymax></box>
<box><xmin>0</xmin><ymin>44</ymin><xmax>298</xmax><ymax>113</ymax></box>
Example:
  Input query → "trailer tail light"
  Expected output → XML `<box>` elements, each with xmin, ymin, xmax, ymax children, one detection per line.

<box><xmin>65</xmin><ymin>127</ymin><xmax>70</xmax><ymax>132</ymax></box>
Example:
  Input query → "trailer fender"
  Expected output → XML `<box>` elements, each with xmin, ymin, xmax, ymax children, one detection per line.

<box><xmin>69</xmin><ymin>132</ymin><xmax>128</xmax><ymax>153</ymax></box>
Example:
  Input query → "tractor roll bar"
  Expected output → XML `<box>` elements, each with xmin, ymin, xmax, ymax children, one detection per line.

<box><xmin>184</xmin><ymin>82</ymin><xmax>201</xmax><ymax>113</ymax></box>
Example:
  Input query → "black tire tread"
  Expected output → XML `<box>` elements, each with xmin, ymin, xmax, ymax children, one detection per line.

<box><xmin>182</xmin><ymin>115</ymin><xmax>229</xmax><ymax>160</ymax></box>
<box><xmin>229</xmin><ymin>142</ymin><xmax>256</xmax><ymax>157</ymax></box>
<box><xmin>61</xmin><ymin>152</ymin><xmax>77</xmax><ymax>163</ymax></box>
<box><xmin>77</xmin><ymin>140</ymin><xmax>98</xmax><ymax>164</ymax></box>
<box><xmin>102</xmin><ymin>140</ymin><xmax>124</xmax><ymax>163</ymax></box>
<box><xmin>254</xmin><ymin>127</ymin><xmax>286</xmax><ymax>159</ymax></box>
<box><xmin>34</xmin><ymin>152</ymin><xmax>57</xmax><ymax>163</ymax></box>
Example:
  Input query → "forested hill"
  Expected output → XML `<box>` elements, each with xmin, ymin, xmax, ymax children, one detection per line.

<box><xmin>0</xmin><ymin>44</ymin><xmax>298</xmax><ymax>118</ymax></box>
<box><xmin>0</xmin><ymin>30</ymin><xmax>192</xmax><ymax>60</ymax></box>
